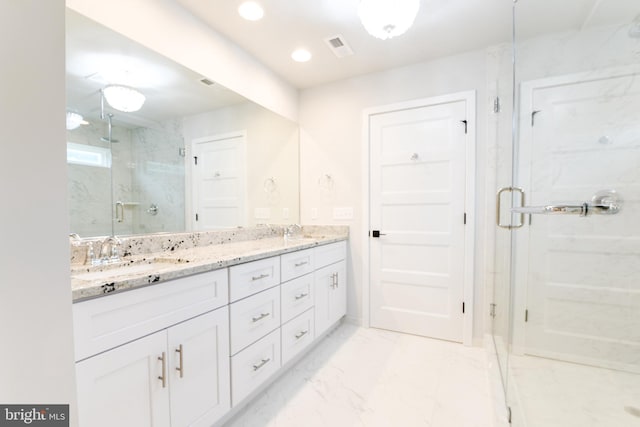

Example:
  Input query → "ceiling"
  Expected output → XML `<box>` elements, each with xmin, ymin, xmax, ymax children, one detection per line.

<box><xmin>174</xmin><ymin>0</ymin><xmax>639</xmax><ymax>89</ymax></box>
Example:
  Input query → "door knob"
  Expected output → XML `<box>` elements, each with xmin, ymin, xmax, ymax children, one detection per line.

<box><xmin>371</xmin><ymin>230</ymin><xmax>387</xmax><ymax>238</ymax></box>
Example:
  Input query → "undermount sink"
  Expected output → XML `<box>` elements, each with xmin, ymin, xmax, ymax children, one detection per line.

<box><xmin>71</xmin><ymin>260</ymin><xmax>177</xmax><ymax>282</ymax></box>
<box><xmin>72</xmin><ymin>263</ymin><xmax>159</xmax><ymax>281</ymax></box>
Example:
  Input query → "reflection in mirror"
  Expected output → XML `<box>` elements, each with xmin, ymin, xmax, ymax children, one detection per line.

<box><xmin>65</xmin><ymin>9</ymin><xmax>299</xmax><ymax>238</ymax></box>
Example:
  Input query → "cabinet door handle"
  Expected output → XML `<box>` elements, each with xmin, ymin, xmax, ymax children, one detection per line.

<box><xmin>252</xmin><ymin>312</ymin><xmax>270</xmax><ymax>322</ymax></box>
<box><xmin>158</xmin><ymin>352</ymin><xmax>167</xmax><ymax>388</ymax></box>
<box><xmin>175</xmin><ymin>344</ymin><xmax>184</xmax><ymax>378</ymax></box>
<box><xmin>251</xmin><ymin>273</ymin><xmax>269</xmax><ymax>281</ymax></box>
<box><xmin>252</xmin><ymin>358</ymin><xmax>271</xmax><ymax>371</ymax></box>
<box><xmin>294</xmin><ymin>261</ymin><xmax>308</xmax><ymax>267</ymax></box>
<box><xmin>294</xmin><ymin>292</ymin><xmax>308</xmax><ymax>300</ymax></box>
<box><xmin>331</xmin><ymin>272</ymin><xmax>338</xmax><ymax>288</ymax></box>
<box><xmin>295</xmin><ymin>330</ymin><xmax>309</xmax><ymax>340</ymax></box>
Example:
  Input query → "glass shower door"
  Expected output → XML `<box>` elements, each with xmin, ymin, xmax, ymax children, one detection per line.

<box><xmin>505</xmin><ymin>1</ymin><xmax>640</xmax><ymax>425</ymax></box>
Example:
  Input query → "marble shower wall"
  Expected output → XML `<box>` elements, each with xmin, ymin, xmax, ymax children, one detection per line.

<box><xmin>67</xmin><ymin>118</ymin><xmax>132</xmax><ymax>237</ymax></box>
<box><xmin>67</xmin><ymin>117</ymin><xmax>184</xmax><ymax>237</ymax></box>
<box><xmin>130</xmin><ymin>118</ymin><xmax>185</xmax><ymax>234</ymax></box>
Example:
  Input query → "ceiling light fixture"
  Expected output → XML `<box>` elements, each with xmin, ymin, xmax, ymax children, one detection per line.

<box><xmin>291</xmin><ymin>49</ymin><xmax>312</xmax><ymax>63</ymax></box>
<box><xmin>358</xmin><ymin>0</ymin><xmax>420</xmax><ymax>40</ymax></box>
<box><xmin>102</xmin><ymin>85</ymin><xmax>145</xmax><ymax>113</ymax></box>
<box><xmin>238</xmin><ymin>1</ymin><xmax>264</xmax><ymax>21</ymax></box>
<box><xmin>66</xmin><ymin>111</ymin><xmax>88</xmax><ymax>130</ymax></box>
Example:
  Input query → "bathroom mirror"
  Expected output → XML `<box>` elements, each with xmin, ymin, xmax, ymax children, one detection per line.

<box><xmin>65</xmin><ymin>10</ymin><xmax>300</xmax><ymax>237</ymax></box>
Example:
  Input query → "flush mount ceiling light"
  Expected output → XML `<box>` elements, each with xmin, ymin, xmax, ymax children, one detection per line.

<box><xmin>102</xmin><ymin>85</ymin><xmax>145</xmax><ymax>113</ymax></box>
<box><xmin>238</xmin><ymin>1</ymin><xmax>264</xmax><ymax>21</ymax></box>
<box><xmin>358</xmin><ymin>0</ymin><xmax>420</xmax><ymax>40</ymax></box>
<box><xmin>66</xmin><ymin>111</ymin><xmax>88</xmax><ymax>130</ymax></box>
<box><xmin>291</xmin><ymin>49</ymin><xmax>312</xmax><ymax>62</ymax></box>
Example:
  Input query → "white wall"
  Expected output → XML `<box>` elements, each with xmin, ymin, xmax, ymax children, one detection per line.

<box><xmin>66</xmin><ymin>0</ymin><xmax>299</xmax><ymax>123</ymax></box>
<box><xmin>0</xmin><ymin>0</ymin><xmax>77</xmax><ymax>424</ymax></box>
<box><xmin>299</xmin><ymin>49</ymin><xmax>493</xmax><ymax>342</ymax></box>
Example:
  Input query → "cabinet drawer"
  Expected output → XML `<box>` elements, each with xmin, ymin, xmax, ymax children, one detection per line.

<box><xmin>229</xmin><ymin>256</ymin><xmax>280</xmax><ymax>302</ymax></box>
<box><xmin>314</xmin><ymin>241</ymin><xmax>347</xmax><ymax>269</ymax></box>
<box><xmin>280</xmin><ymin>273</ymin><xmax>314</xmax><ymax>323</ymax></box>
<box><xmin>280</xmin><ymin>248</ymin><xmax>314</xmax><ymax>282</ymax></box>
<box><xmin>230</xmin><ymin>287</ymin><xmax>281</xmax><ymax>355</ymax></box>
<box><xmin>281</xmin><ymin>308</ymin><xmax>315</xmax><ymax>366</ymax></box>
<box><xmin>73</xmin><ymin>268</ymin><xmax>228</xmax><ymax>361</ymax></box>
<box><xmin>231</xmin><ymin>328</ymin><xmax>281</xmax><ymax>406</ymax></box>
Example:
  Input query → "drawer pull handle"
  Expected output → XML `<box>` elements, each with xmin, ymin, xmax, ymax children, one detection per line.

<box><xmin>252</xmin><ymin>358</ymin><xmax>271</xmax><ymax>371</ymax></box>
<box><xmin>331</xmin><ymin>272</ymin><xmax>339</xmax><ymax>288</ymax></box>
<box><xmin>158</xmin><ymin>352</ymin><xmax>167</xmax><ymax>388</ymax></box>
<box><xmin>251</xmin><ymin>273</ymin><xmax>269</xmax><ymax>281</ymax></box>
<box><xmin>295</xmin><ymin>330</ymin><xmax>309</xmax><ymax>340</ymax></box>
<box><xmin>294</xmin><ymin>261</ymin><xmax>308</xmax><ymax>267</ymax></box>
<box><xmin>175</xmin><ymin>344</ymin><xmax>184</xmax><ymax>378</ymax></box>
<box><xmin>252</xmin><ymin>312</ymin><xmax>270</xmax><ymax>322</ymax></box>
<box><xmin>294</xmin><ymin>292</ymin><xmax>309</xmax><ymax>300</ymax></box>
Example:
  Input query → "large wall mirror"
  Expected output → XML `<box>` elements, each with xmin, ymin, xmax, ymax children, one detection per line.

<box><xmin>66</xmin><ymin>9</ymin><xmax>300</xmax><ymax>238</ymax></box>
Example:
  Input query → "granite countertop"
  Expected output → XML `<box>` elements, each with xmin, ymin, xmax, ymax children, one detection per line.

<box><xmin>71</xmin><ymin>231</ymin><xmax>347</xmax><ymax>302</ymax></box>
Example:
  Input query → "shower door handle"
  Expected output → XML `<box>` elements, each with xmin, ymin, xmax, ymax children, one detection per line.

<box><xmin>511</xmin><ymin>190</ymin><xmax>622</xmax><ymax>217</ymax></box>
<box><xmin>496</xmin><ymin>187</ymin><xmax>525</xmax><ymax>229</ymax></box>
<box><xmin>115</xmin><ymin>201</ymin><xmax>124</xmax><ymax>223</ymax></box>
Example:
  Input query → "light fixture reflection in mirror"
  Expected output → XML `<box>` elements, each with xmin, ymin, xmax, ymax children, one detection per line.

<box><xmin>102</xmin><ymin>85</ymin><xmax>146</xmax><ymax>112</ymax></box>
<box><xmin>66</xmin><ymin>111</ymin><xmax>88</xmax><ymax>130</ymax></box>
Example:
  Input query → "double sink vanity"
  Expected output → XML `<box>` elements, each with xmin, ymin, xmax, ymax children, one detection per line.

<box><xmin>70</xmin><ymin>225</ymin><xmax>348</xmax><ymax>427</ymax></box>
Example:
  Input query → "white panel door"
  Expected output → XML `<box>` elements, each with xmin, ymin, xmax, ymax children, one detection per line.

<box><xmin>168</xmin><ymin>307</ymin><xmax>230</xmax><ymax>427</ymax></box>
<box><xmin>75</xmin><ymin>331</ymin><xmax>170</xmax><ymax>427</ymax></box>
<box><xmin>192</xmin><ymin>133</ymin><xmax>245</xmax><ymax>229</ymax></box>
<box><xmin>516</xmin><ymin>70</ymin><xmax>640</xmax><ymax>372</ymax></box>
<box><xmin>369</xmin><ymin>98</ymin><xmax>468</xmax><ymax>342</ymax></box>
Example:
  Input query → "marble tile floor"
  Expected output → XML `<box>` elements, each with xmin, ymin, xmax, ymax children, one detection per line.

<box><xmin>508</xmin><ymin>354</ymin><xmax>640</xmax><ymax>427</ymax></box>
<box><xmin>224</xmin><ymin>323</ymin><xmax>494</xmax><ymax>427</ymax></box>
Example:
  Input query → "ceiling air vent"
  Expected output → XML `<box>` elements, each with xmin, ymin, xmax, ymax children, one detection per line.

<box><xmin>199</xmin><ymin>77</ymin><xmax>215</xmax><ymax>86</ymax></box>
<box><xmin>324</xmin><ymin>34</ymin><xmax>354</xmax><ymax>58</ymax></box>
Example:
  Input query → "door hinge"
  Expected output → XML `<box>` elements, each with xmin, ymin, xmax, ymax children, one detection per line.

<box><xmin>490</xmin><ymin>303</ymin><xmax>497</xmax><ymax>318</ymax></box>
<box><xmin>508</xmin><ymin>406</ymin><xmax>512</xmax><ymax>423</ymax></box>
<box><xmin>525</xmin><ymin>309</ymin><xmax>529</xmax><ymax>322</ymax></box>
<box><xmin>462</xmin><ymin>302</ymin><xmax>466</xmax><ymax>314</ymax></box>
<box><xmin>460</xmin><ymin>119</ymin><xmax>468</xmax><ymax>134</ymax></box>
<box><xmin>193</xmin><ymin>156</ymin><xmax>198</xmax><ymax>165</ymax></box>
<box><xmin>493</xmin><ymin>96</ymin><xmax>501</xmax><ymax>113</ymax></box>
<box><xmin>463</xmin><ymin>212</ymin><xmax>467</xmax><ymax>225</ymax></box>
<box><xmin>531</xmin><ymin>110</ymin><xmax>541</xmax><ymax>126</ymax></box>
<box><xmin>195</xmin><ymin>213</ymin><xmax>199</xmax><ymax>222</ymax></box>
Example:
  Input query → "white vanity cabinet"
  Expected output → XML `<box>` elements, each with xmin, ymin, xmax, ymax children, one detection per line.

<box><xmin>280</xmin><ymin>248</ymin><xmax>314</xmax><ymax>282</ymax></box>
<box><xmin>314</xmin><ymin>241</ymin><xmax>347</xmax><ymax>337</ymax></box>
<box><xmin>74</xmin><ymin>269</ymin><xmax>230</xmax><ymax>427</ymax></box>
<box><xmin>73</xmin><ymin>239</ymin><xmax>348</xmax><ymax>426</ymax></box>
<box><xmin>76</xmin><ymin>329</ymin><xmax>171</xmax><ymax>427</ymax></box>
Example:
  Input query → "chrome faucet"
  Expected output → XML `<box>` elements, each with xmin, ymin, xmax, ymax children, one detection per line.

<box><xmin>284</xmin><ymin>224</ymin><xmax>302</xmax><ymax>241</ymax></box>
<box><xmin>99</xmin><ymin>236</ymin><xmax>122</xmax><ymax>265</ymax></box>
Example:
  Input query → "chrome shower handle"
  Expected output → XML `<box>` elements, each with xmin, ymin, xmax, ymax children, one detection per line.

<box><xmin>496</xmin><ymin>187</ymin><xmax>525</xmax><ymax>229</ymax></box>
<box><xmin>115</xmin><ymin>201</ymin><xmax>124</xmax><ymax>223</ymax></box>
<box><xmin>511</xmin><ymin>190</ymin><xmax>622</xmax><ymax>217</ymax></box>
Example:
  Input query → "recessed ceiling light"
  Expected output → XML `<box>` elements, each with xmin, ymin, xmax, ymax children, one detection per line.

<box><xmin>238</xmin><ymin>2</ymin><xmax>264</xmax><ymax>21</ymax></box>
<box><xmin>291</xmin><ymin>49</ymin><xmax>312</xmax><ymax>63</ymax></box>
